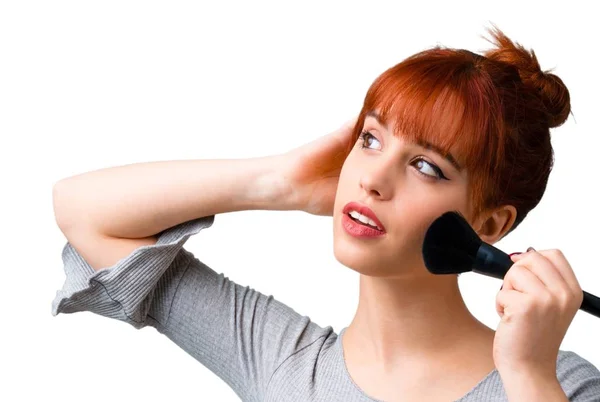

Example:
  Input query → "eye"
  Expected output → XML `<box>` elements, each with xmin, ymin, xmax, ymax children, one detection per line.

<box><xmin>357</xmin><ymin>130</ymin><xmax>449</xmax><ymax>181</ymax></box>
<box><xmin>358</xmin><ymin>130</ymin><xmax>380</xmax><ymax>150</ymax></box>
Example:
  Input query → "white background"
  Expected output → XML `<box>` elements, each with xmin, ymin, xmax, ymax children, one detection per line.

<box><xmin>2</xmin><ymin>1</ymin><xmax>599</xmax><ymax>401</ymax></box>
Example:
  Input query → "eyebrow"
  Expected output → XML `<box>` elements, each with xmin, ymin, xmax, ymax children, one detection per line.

<box><xmin>365</xmin><ymin>110</ymin><xmax>463</xmax><ymax>172</ymax></box>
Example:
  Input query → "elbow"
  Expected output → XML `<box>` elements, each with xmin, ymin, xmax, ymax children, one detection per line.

<box><xmin>53</xmin><ymin>179</ymin><xmax>76</xmax><ymax>233</ymax></box>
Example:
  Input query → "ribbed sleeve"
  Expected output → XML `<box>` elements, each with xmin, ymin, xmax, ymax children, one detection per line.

<box><xmin>51</xmin><ymin>215</ymin><xmax>215</xmax><ymax>328</ymax></box>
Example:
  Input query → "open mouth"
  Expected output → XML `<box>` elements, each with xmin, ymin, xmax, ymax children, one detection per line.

<box><xmin>347</xmin><ymin>213</ymin><xmax>382</xmax><ymax>231</ymax></box>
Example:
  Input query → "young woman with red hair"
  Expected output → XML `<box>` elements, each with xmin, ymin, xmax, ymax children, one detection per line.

<box><xmin>52</xmin><ymin>24</ymin><xmax>599</xmax><ymax>401</ymax></box>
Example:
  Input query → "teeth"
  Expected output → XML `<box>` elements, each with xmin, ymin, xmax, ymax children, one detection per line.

<box><xmin>348</xmin><ymin>210</ymin><xmax>382</xmax><ymax>230</ymax></box>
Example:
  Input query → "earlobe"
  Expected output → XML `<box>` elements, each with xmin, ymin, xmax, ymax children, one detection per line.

<box><xmin>476</xmin><ymin>230</ymin><xmax>493</xmax><ymax>244</ymax></box>
<box><xmin>475</xmin><ymin>225</ymin><xmax>494</xmax><ymax>245</ymax></box>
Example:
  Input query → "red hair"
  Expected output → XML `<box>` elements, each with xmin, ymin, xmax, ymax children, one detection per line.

<box><xmin>347</xmin><ymin>23</ymin><xmax>571</xmax><ymax>237</ymax></box>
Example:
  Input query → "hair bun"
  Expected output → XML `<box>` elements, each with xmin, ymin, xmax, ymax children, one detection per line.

<box><xmin>525</xmin><ymin>69</ymin><xmax>570</xmax><ymax>128</ymax></box>
<box><xmin>482</xmin><ymin>24</ymin><xmax>571</xmax><ymax>128</ymax></box>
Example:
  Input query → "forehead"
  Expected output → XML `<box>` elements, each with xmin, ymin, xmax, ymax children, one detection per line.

<box><xmin>365</xmin><ymin>110</ymin><xmax>389</xmax><ymax>129</ymax></box>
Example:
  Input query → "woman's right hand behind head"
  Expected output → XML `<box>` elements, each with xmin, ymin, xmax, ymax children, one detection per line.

<box><xmin>277</xmin><ymin>117</ymin><xmax>358</xmax><ymax>217</ymax></box>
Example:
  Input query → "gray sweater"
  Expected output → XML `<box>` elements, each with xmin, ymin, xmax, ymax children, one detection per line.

<box><xmin>52</xmin><ymin>214</ymin><xmax>600</xmax><ymax>401</ymax></box>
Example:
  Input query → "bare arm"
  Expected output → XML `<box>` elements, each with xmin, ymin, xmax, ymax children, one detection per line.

<box><xmin>52</xmin><ymin>155</ymin><xmax>289</xmax><ymax>270</ymax></box>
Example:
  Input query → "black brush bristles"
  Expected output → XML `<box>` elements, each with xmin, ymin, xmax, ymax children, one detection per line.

<box><xmin>422</xmin><ymin>211</ymin><xmax>482</xmax><ymax>275</ymax></box>
<box><xmin>421</xmin><ymin>211</ymin><xmax>600</xmax><ymax>319</ymax></box>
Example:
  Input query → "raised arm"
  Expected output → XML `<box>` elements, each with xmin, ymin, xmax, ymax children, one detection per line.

<box><xmin>51</xmin><ymin>154</ymin><xmax>335</xmax><ymax>401</ymax></box>
<box><xmin>51</xmin><ymin>125</ymin><xmax>355</xmax><ymax>400</ymax></box>
<box><xmin>52</xmin><ymin>155</ymin><xmax>290</xmax><ymax>270</ymax></box>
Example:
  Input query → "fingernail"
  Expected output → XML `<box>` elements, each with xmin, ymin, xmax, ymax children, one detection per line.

<box><xmin>527</xmin><ymin>246</ymin><xmax>536</xmax><ymax>252</ymax></box>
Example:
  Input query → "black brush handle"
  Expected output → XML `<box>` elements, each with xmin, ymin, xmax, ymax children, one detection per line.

<box><xmin>473</xmin><ymin>243</ymin><xmax>600</xmax><ymax>319</ymax></box>
<box><xmin>582</xmin><ymin>291</ymin><xmax>600</xmax><ymax>318</ymax></box>
<box><xmin>472</xmin><ymin>243</ymin><xmax>512</xmax><ymax>280</ymax></box>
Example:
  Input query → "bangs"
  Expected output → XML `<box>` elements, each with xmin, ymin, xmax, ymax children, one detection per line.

<box><xmin>362</xmin><ymin>49</ymin><xmax>505</xmax><ymax>178</ymax></box>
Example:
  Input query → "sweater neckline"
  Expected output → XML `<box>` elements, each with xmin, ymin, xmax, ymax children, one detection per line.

<box><xmin>335</xmin><ymin>326</ymin><xmax>498</xmax><ymax>402</ymax></box>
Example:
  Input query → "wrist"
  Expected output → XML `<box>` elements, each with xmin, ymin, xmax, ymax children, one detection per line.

<box><xmin>248</xmin><ymin>154</ymin><xmax>297</xmax><ymax>211</ymax></box>
<box><xmin>499</xmin><ymin>366</ymin><xmax>564</xmax><ymax>401</ymax></box>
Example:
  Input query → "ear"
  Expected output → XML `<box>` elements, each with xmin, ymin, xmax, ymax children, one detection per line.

<box><xmin>475</xmin><ymin>205</ymin><xmax>517</xmax><ymax>244</ymax></box>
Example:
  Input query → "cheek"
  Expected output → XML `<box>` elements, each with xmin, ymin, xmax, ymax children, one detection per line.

<box><xmin>392</xmin><ymin>195</ymin><xmax>464</xmax><ymax>235</ymax></box>
<box><xmin>334</xmin><ymin>163</ymin><xmax>354</xmax><ymax>197</ymax></box>
<box><xmin>393</xmin><ymin>194</ymin><xmax>445</xmax><ymax>217</ymax></box>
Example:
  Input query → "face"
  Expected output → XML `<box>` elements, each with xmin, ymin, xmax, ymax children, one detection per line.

<box><xmin>332</xmin><ymin>111</ymin><xmax>472</xmax><ymax>278</ymax></box>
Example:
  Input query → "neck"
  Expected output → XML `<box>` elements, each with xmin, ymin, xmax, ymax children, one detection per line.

<box><xmin>344</xmin><ymin>273</ymin><xmax>495</xmax><ymax>373</ymax></box>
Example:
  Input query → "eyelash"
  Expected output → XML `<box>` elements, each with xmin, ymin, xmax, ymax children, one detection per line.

<box><xmin>357</xmin><ymin>130</ymin><xmax>449</xmax><ymax>181</ymax></box>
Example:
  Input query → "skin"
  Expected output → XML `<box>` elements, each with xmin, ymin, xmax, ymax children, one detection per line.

<box><xmin>331</xmin><ymin>111</ymin><xmax>518</xmax><ymax>401</ymax></box>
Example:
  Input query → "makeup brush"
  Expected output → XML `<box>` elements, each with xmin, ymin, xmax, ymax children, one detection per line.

<box><xmin>422</xmin><ymin>210</ymin><xmax>600</xmax><ymax>319</ymax></box>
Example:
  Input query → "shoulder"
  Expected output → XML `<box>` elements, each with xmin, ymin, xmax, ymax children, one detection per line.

<box><xmin>556</xmin><ymin>350</ymin><xmax>600</xmax><ymax>400</ymax></box>
<box><xmin>557</xmin><ymin>350</ymin><xmax>600</xmax><ymax>376</ymax></box>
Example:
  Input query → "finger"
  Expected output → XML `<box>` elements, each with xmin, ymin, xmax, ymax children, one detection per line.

<box><xmin>511</xmin><ymin>250</ymin><xmax>567</xmax><ymax>293</ymax></box>
<box><xmin>496</xmin><ymin>288</ymin><xmax>527</xmax><ymax>320</ymax></box>
<box><xmin>340</xmin><ymin>116</ymin><xmax>359</xmax><ymax>132</ymax></box>
<box><xmin>536</xmin><ymin>249</ymin><xmax>582</xmax><ymax>294</ymax></box>
<box><xmin>503</xmin><ymin>263</ymin><xmax>548</xmax><ymax>297</ymax></box>
<box><xmin>345</xmin><ymin>115</ymin><xmax>359</xmax><ymax>127</ymax></box>
<box><xmin>331</xmin><ymin>118</ymin><xmax>359</xmax><ymax>142</ymax></box>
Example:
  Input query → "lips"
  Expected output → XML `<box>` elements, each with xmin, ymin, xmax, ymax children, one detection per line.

<box><xmin>342</xmin><ymin>201</ymin><xmax>386</xmax><ymax>232</ymax></box>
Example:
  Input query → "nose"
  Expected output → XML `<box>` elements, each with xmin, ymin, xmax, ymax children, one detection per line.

<box><xmin>358</xmin><ymin>151</ymin><xmax>402</xmax><ymax>199</ymax></box>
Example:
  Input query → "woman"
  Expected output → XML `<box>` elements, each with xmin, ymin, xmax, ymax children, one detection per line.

<box><xmin>52</xmin><ymin>24</ymin><xmax>600</xmax><ymax>401</ymax></box>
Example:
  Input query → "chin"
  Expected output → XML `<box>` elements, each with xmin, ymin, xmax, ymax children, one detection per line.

<box><xmin>332</xmin><ymin>243</ymin><xmax>398</xmax><ymax>277</ymax></box>
<box><xmin>334</xmin><ymin>237</ymin><xmax>434</xmax><ymax>280</ymax></box>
